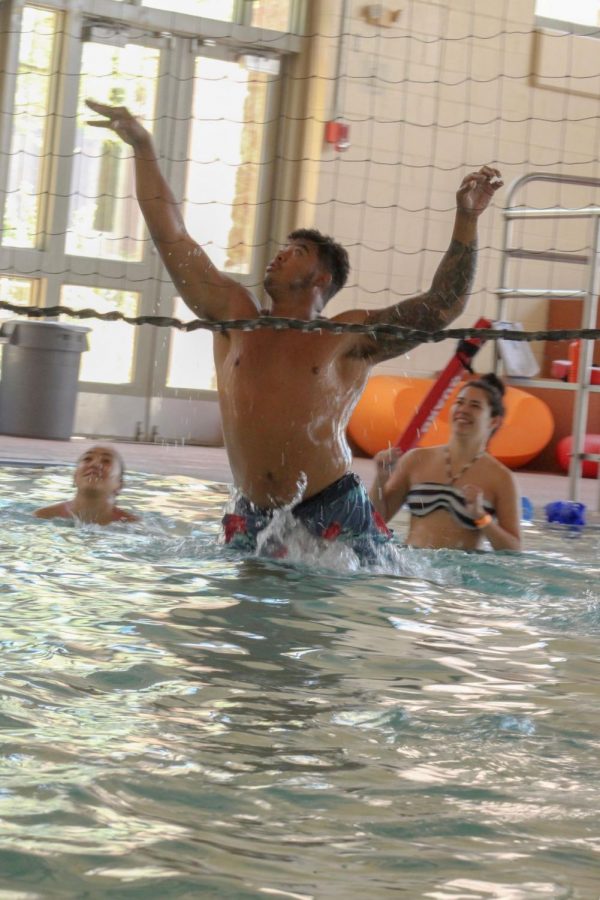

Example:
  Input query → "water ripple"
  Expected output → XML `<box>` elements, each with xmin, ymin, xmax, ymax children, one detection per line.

<box><xmin>0</xmin><ymin>468</ymin><xmax>597</xmax><ymax>896</ymax></box>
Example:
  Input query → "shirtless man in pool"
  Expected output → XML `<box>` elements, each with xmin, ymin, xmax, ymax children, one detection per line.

<box><xmin>86</xmin><ymin>99</ymin><xmax>502</xmax><ymax>558</ymax></box>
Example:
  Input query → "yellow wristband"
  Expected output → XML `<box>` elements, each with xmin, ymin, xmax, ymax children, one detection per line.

<box><xmin>474</xmin><ymin>513</ymin><xmax>492</xmax><ymax>529</ymax></box>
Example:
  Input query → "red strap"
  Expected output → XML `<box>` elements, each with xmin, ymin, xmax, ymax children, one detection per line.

<box><xmin>395</xmin><ymin>317</ymin><xmax>492</xmax><ymax>453</ymax></box>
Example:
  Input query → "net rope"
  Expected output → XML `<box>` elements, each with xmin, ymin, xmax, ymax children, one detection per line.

<box><xmin>4</xmin><ymin>5</ymin><xmax>600</xmax><ymax>348</ymax></box>
<box><xmin>1</xmin><ymin>299</ymin><xmax>598</xmax><ymax>344</ymax></box>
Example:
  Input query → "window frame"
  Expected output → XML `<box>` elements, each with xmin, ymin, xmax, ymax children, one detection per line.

<box><xmin>0</xmin><ymin>0</ymin><xmax>302</xmax><ymax>404</ymax></box>
<box><xmin>534</xmin><ymin>1</ymin><xmax>600</xmax><ymax>33</ymax></box>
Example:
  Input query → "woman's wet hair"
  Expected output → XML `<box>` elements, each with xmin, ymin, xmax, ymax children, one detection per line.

<box><xmin>462</xmin><ymin>372</ymin><xmax>506</xmax><ymax>419</ymax></box>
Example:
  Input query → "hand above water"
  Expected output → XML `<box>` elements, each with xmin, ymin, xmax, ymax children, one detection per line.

<box><xmin>373</xmin><ymin>447</ymin><xmax>402</xmax><ymax>484</ymax></box>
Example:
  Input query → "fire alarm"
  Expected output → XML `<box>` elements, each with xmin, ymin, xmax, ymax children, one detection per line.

<box><xmin>324</xmin><ymin>120</ymin><xmax>350</xmax><ymax>151</ymax></box>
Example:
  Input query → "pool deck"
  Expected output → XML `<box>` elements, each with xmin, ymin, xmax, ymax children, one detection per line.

<box><xmin>0</xmin><ymin>433</ymin><xmax>598</xmax><ymax>516</ymax></box>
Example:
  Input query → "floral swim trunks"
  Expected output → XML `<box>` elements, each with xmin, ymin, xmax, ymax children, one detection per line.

<box><xmin>222</xmin><ymin>472</ymin><xmax>392</xmax><ymax>563</ymax></box>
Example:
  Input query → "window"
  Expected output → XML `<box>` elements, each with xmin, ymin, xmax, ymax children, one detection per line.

<box><xmin>0</xmin><ymin>277</ymin><xmax>37</xmax><ymax>363</ymax></box>
<box><xmin>0</xmin><ymin>277</ymin><xmax>36</xmax><ymax>307</ymax></box>
<box><xmin>139</xmin><ymin>0</ymin><xmax>292</xmax><ymax>29</ymax></box>
<box><xmin>143</xmin><ymin>0</ymin><xmax>235</xmax><ymax>18</ymax></box>
<box><xmin>2</xmin><ymin>7</ymin><xmax>58</xmax><ymax>248</ymax></box>
<box><xmin>185</xmin><ymin>55</ymin><xmax>270</xmax><ymax>274</ymax></box>
<box><xmin>60</xmin><ymin>286</ymin><xmax>139</xmax><ymax>384</ymax></box>
<box><xmin>66</xmin><ymin>41</ymin><xmax>160</xmax><ymax>261</ymax></box>
<box><xmin>534</xmin><ymin>0</ymin><xmax>600</xmax><ymax>96</ymax></box>
<box><xmin>166</xmin><ymin>297</ymin><xmax>216</xmax><ymax>390</ymax></box>
<box><xmin>251</xmin><ymin>0</ymin><xmax>292</xmax><ymax>31</ymax></box>
<box><xmin>536</xmin><ymin>0</ymin><xmax>600</xmax><ymax>27</ymax></box>
<box><xmin>0</xmin><ymin>0</ymin><xmax>304</xmax><ymax>437</ymax></box>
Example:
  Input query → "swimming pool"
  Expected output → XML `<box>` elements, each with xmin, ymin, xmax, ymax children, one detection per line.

<box><xmin>1</xmin><ymin>465</ymin><xmax>599</xmax><ymax>897</ymax></box>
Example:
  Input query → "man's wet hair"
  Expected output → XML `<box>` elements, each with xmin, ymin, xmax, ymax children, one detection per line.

<box><xmin>287</xmin><ymin>228</ymin><xmax>350</xmax><ymax>302</ymax></box>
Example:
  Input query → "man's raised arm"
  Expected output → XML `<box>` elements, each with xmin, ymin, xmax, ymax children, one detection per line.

<box><xmin>353</xmin><ymin>166</ymin><xmax>503</xmax><ymax>363</ymax></box>
<box><xmin>85</xmin><ymin>100</ymin><xmax>256</xmax><ymax>321</ymax></box>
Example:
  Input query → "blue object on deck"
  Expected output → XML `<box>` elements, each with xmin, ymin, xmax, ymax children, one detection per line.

<box><xmin>544</xmin><ymin>500</ymin><xmax>586</xmax><ymax>527</ymax></box>
<box><xmin>521</xmin><ymin>496</ymin><xmax>533</xmax><ymax>521</ymax></box>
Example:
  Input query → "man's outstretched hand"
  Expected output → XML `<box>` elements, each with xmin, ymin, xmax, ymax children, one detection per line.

<box><xmin>456</xmin><ymin>165</ymin><xmax>503</xmax><ymax>217</ymax></box>
<box><xmin>85</xmin><ymin>99</ymin><xmax>151</xmax><ymax>147</ymax></box>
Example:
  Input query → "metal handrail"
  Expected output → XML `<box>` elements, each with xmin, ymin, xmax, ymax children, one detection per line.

<box><xmin>498</xmin><ymin>172</ymin><xmax>600</xmax><ymax>506</ymax></box>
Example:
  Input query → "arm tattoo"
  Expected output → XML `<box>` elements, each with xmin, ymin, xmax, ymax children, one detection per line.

<box><xmin>361</xmin><ymin>238</ymin><xmax>478</xmax><ymax>362</ymax></box>
<box><xmin>426</xmin><ymin>237</ymin><xmax>477</xmax><ymax>325</ymax></box>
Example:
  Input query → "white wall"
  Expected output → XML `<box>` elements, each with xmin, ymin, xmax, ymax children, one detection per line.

<box><xmin>291</xmin><ymin>0</ymin><xmax>600</xmax><ymax>377</ymax></box>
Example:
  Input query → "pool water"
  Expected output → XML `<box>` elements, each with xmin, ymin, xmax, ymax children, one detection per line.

<box><xmin>1</xmin><ymin>465</ymin><xmax>599</xmax><ymax>898</ymax></box>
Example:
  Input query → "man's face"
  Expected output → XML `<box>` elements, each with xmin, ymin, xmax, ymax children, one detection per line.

<box><xmin>264</xmin><ymin>239</ymin><xmax>326</xmax><ymax>295</ymax></box>
<box><xmin>74</xmin><ymin>446</ymin><xmax>122</xmax><ymax>496</ymax></box>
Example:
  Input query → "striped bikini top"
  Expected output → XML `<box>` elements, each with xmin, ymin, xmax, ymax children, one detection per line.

<box><xmin>405</xmin><ymin>482</ymin><xmax>496</xmax><ymax>531</ymax></box>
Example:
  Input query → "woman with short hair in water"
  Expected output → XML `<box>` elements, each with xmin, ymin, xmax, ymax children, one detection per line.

<box><xmin>35</xmin><ymin>444</ymin><xmax>138</xmax><ymax>525</ymax></box>
<box><xmin>369</xmin><ymin>374</ymin><xmax>521</xmax><ymax>551</ymax></box>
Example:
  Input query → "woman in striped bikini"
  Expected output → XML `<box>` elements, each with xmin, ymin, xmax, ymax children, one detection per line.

<box><xmin>369</xmin><ymin>374</ymin><xmax>521</xmax><ymax>551</ymax></box>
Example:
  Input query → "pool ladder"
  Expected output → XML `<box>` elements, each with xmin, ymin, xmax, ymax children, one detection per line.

<box><xmin>496</xmin><ymin>172</ymin><xmax>600</xmax><ymax>508</ymax></box>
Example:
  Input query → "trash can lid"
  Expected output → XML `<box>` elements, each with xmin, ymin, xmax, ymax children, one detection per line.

<box><xmin>0</xmin><ymin>319</ymin><xmax>90</xmax><ymax>351</ymax></box>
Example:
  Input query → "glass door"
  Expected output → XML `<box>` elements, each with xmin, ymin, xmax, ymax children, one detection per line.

<box><xmin>147</xmin><ymin>46</ymin><xmax>281</xmax><ymax>443</ymax></box>
<box><xmin>56</xmin><ymin>26</ymin><xmax>167</xmax><ymax>437</ymax></box>
<box><xmin>0</xmin><ymin>4</ymin><xmax>283</xmax><ymax>442</ymax></box>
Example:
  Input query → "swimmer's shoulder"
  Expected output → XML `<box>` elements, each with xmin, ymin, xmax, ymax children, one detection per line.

<box><xmin>112</xmin><ymin>507</ymin><xmax>139</xmax><ymax>523</ymax></box>
<box><xmin>395</xmin><ymin>446</ymin><xmax>432</xmax><ymax>472</ymax></box>
<box><xmin>34</xmin><ymin>501</ymin><xmax>72</xmax><ymax>520</ymax></box>
<box><xmin>486</xmin><ymin>455</ymin><xmax>519</xmax><ymax>495</ymax></box>
<box><xmin>33</xmin><ymin>503</ymin><xmax>139</xmax><ymax>523</ymax></box>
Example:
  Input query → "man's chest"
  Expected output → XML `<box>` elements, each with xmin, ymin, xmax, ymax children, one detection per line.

<box><xmin>216</xmin><ymin>331</ymin><xmax>346</xmax><ymax>377</ymax></box>
<box><xmin>214</xmin><ymin>331</ymin><xmax>368</xmax><ymax>407</ymax></box>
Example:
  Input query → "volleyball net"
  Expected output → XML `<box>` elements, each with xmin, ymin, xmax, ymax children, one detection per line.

<box><xmin>2</xmin><ymin>1</ymin><xmax>600</xmax><ymax>370</ymax></box>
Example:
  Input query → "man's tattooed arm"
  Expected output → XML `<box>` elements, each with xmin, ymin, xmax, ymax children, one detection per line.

<box><xmin>425</xmin><ymin>237</ymin><xmax>478</xmax><ymax>325</ymax></box>
<box><xmin>358</xmin><ymin>236</ymin><xmax>477</xmax><ymax>363</ymax></box>
<box><xmin>348</xmin><ymin>166</ymin><xmax>502</xmax><ymax>364</ymax></box>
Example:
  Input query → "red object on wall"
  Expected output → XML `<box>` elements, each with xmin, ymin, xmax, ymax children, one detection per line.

<box><xmin>552</xmin><ymin>353</ymin><xmax>600</xmax><ymax>383</ymax></box>
<box><xmin>394</xmin><ymin>317</ymin><xmax>492</xmax><ymax>453</ymax></box>
<box><xmin>550</xmin><ymin>359</ymin><xmax>570</xmax><ymax>380</ymax></box>
<box><xmin>556</xmin><ymin>433</ymin><xmax>600</xmax><ymax>477</ymax></box>
<box><xmin>324</xmin><ymin>120</ymin><xmax>350</xmax><ymax>151</ymax></box>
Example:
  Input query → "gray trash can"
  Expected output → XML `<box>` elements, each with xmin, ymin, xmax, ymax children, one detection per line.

<box><xmin>0</xmin><ymin>320</ymin><xmax>90</xmax><ymax>440</ymax></box>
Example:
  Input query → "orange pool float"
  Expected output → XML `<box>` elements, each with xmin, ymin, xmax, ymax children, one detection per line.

<box><xmin>348</xmin><ymin>375</ymin><xmax>554</xmax><ymax>469</ymax></box>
